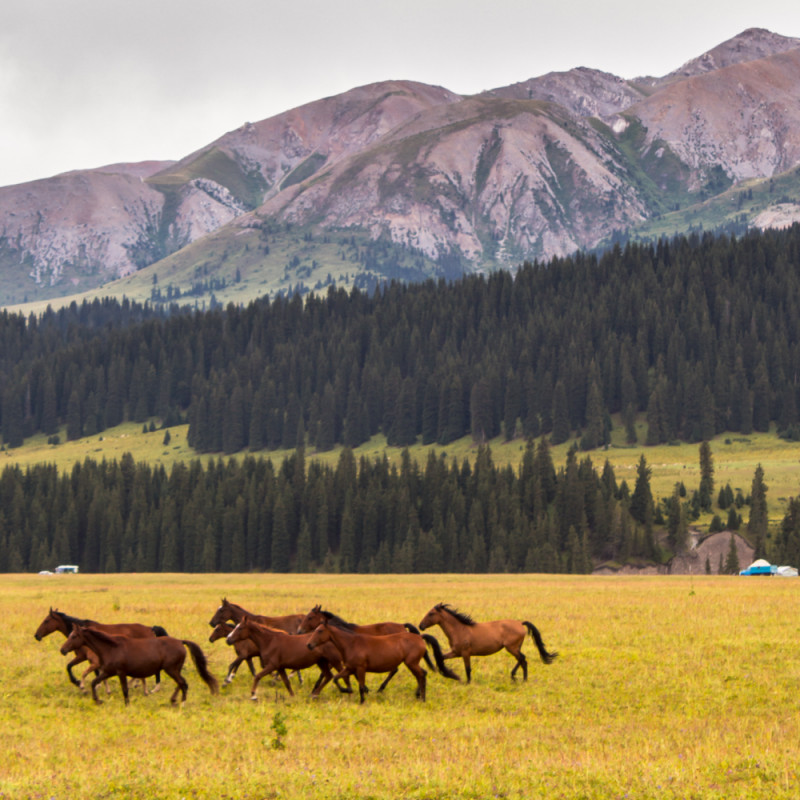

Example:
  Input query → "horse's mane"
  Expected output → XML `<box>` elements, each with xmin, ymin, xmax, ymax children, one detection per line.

<box><xmin>79</xmin><ymin>626</ymin><xmax>121</xmax><ymax>647</ymax></box>
<box><xmin>436</xmin><ymin>603</ymin><xmax>476</xmax><ymax>627</ymax></box>
<box><xmin>319</xmin><ymin>609</ymin><xmax>357</xmax><ymax>631</ymax></box>
<box><xmin>53</xmin><ymin>609</ymin><xmax>97</xmax><ymax>632</ymax></box>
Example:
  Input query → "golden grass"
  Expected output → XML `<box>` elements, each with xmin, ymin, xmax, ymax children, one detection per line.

<box><xmin>7</xmin><ymin>572</ymin><xmax>800</xmax><ymax>798</ymax></box>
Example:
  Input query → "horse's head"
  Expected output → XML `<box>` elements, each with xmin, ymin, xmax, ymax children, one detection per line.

<box><xmin>306</xmin><ymin>622</ymin><xmax>330</xmax><ymax>650</ymax></box>
<box><xmin>60</xmin><ymin>625</ymin><xmax>86</xmax><ymax>655</ymax></box>
<box><xmin>209</xmin><ymin>623</ymin><xmax>233</xmax><ymax>644</ymax></box>
<box><xmin>225</xmin><ymin>617</ymin><xmax>250</xmax><ymax>645</ymax></box>
<box><xmin>296</xmin><ymin>605</ymin><xmax>324</xmax><ymax>634</ymax></box>
<box><xmin>419</xmin><ymin>605</ymin><xmax>443</xmax><ymax>631</ymax></box>
<box><xmin>34</xmin><ymin>607</ymin><xmax>63</xmax><ymax>641</ymax></box>
<box><xmin>209</xmin><ymin>598</ymin><xmax>230</xmax><ymax>628</ymax></box>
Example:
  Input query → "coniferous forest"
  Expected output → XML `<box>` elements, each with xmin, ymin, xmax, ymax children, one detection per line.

<box><xmin>4</xmin><ymin>226</ymin><xmax>800</xmax><ymax>573</ymax></box>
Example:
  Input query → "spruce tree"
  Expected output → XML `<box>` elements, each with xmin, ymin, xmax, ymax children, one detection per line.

<box><xmin>747</xmin><ymin>463</ymin><xmax>768</xmax><ymax>558</ymax></box>
<box><xmin>698</xmin><ymin>441</ymin><xmax>714</xmax><ymax>512</ymax></box>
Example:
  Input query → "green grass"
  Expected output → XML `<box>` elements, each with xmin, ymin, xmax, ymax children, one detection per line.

<box><xmin>8</xmin><ymin>572</ymin><xmax>800</xmax><ymax>798</ymax></box>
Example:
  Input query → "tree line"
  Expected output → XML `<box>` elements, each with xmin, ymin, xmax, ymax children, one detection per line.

<box><xmin>0</xmin><ymin>439</ymin><xmax>749</xmax><ymax>575</ymax></box>
<box><xmin>3</xmin><ymin>226</ymin><xmax>800</xmax><ymax>453</ymax></box>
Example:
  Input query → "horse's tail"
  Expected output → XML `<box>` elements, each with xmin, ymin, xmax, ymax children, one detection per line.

<box><xmin>405</xmin><ymin>623</ymin><xmax>435</xmax><ymax>670</ymax></box>
<box><xmin>182</xmin><ymin>640</ymin><xmax>220</xmax><ymax>695</ymax></box>
<box><xmin>523</xmin><ymin>622</ymin><xmax>557</xmax><ymax>664</ymax></box>
<box><xmin>152</xmin><ymin>625</ymin><xmax>169</xmax><ymax>637</ymax></box>
<box><xmin>422</xmin><ymin>633</ymin><xmax>460</xmax><ymax>681</ymax></box>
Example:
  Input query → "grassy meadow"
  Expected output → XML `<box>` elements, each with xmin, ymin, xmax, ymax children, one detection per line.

<box><xmin>5</xmin><ymin>572</ymin><xmax>800</xmax><ymax>799</ymax></box>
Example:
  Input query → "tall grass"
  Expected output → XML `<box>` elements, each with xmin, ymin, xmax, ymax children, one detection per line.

<box><xmin>6</xmin><ymin>572</ymin><xmax>800</xmax><ymax>798</ymax></box>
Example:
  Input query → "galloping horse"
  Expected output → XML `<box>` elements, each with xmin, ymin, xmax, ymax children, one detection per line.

<box><xmin>34</xmin><ymin>607</ymin><xmax>169</xmax><ymax>692</ymax></box>
<box><xmin>225</xmin><ymin>617</ymin><xmax>352</xmax><ymax>700</ymax></box>
<box><xmin>209</xmin><ymin>598</ymin><xmax>304</xmax><ymax>634</ymax></box>
<box><xmin>418</xmin><ymin>603</ymin><xmax>557</xmax><ymax>683</ymax></box>
<box><xmin>296</xmin><ymin>604</ymin><xmax>437</xmax><ymax>686</ymax></box>
<box><xmin>61</xmin><ymin>625</ymin><xmax>218</xmax><ymax>705</ymax></box>
<box><xmin>209</xmin><ymin>622</ymin><xmax>262</xmax><ymax>685</ymax></box>
<box><xmin>306</xmin><ymin>620</ymin><xmax>459</xmax><ymax>704</ymax></box>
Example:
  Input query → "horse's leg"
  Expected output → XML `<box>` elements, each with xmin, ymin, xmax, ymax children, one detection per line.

<box><xmin>78</xmin><ymin>663</ymin><xmax>95</xmax><ymax>691</ymax></box>
<box><xmin>151</xmin><ymin>670</ymin><xmax>162</xmax><ymax>693</ymax></box>
<box><xmin>356</xmin><ymin>667</ymin><xmax>368</xmax><ymax>704</ymax></box>
<box><xmin>294</xmin><ymin>669</ymin><xmax>303</xmax><ymax>686</ymax></box>
<box><xmin>377</xmin><ymin>668</ymin><xmax>398</xmax><ymax>693</ymax></box>
<box><xmin>165</xmin><ymin>666</ymin><xmax>187</xmax><ymax>705</ymax></box>
<box><xmin>311</xmin><ymin>663</ymin><xmax>333</xmax><ymax>698</ymax></box>
<box><xmin>508</xmin><ymin>647</ymin><xmax>528</xmax><ymax>681</ymax></box>
<box><xmin>462</xmin><ymin>655</ymin><xmax>472</xmax><ymax>684</ymax></box>
<box><xmin>226</xmin><ymin>655</ymin><xmax>246</xmax><ymax>684</ymax></box>
<box><xmin>118</xmin><ymin>674</ymin><xmax>130</xmax><ymax>706</ymax></box>
<box><xmin>250</xmin><ymin>663</ymin><xmax>279</xmax><ymax>701</ymax></box>
<box><xmin>276</xmin><ymin>667</ymin><xmax>294</xmax><ymax>697</ymax></box>
<box><xmin>333</xmin><ymin>666</ymin><xmax>354</xmax><ymax>694</ymax></box>
<box><xmin>90</xmin><ymin>671</ymin><xmax>110</xmax><ymax>704</ymax></box>
<box><xmin>407</xmin><ymin>662</ymin><xmax>427</xmax><ymax>701</ymax></box>
<box><xmin>67</xmin><ymin>655</ymin><xmax>86</xmax><ymax>687</ymax></box>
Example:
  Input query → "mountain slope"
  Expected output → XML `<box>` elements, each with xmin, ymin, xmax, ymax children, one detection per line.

<box><xmin>3</xmin><ymin>29</ymin><xmax>800</xmax><ymax>308</ymax></box>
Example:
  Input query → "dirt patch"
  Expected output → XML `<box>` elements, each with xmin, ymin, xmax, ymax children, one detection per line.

<box><xmin>670</xmin><ymin>530</ymin><xmax>754</xmax><ymax>575</ymax></box>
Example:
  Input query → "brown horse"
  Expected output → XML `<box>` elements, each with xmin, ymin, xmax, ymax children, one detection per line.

<box><xmin>419</xmin><ymin>603</ymin><xmax>557</xmax><ymax>683</ymax></box>
<box><xmin>306</xmin><ymin>620</ymin><xmax>459</xmax><ymax>703</ymax></box>
<box><xmin>296</xmin><ymin>605</ymin><xmax>437</xmax><ymax>686</ymax></box>
<box><xmin>209</xmin><ymin>622</ymin><xmax>262</xmax><ymax>685</ymax></box>
<box><xmin>225</xmin><ymin>617</ymin><xmax>352</xmax><ymax>700</ymax></box>
<box><xmin>208</xmin><ymin>598</ymin><xmax>304</xmax><ymax>634</ymax></box>
<box><xmin>34</xmin><ymin>607</ymin><xmax>168</xmax><ymax>692</ymax></box>
<box><xmin>61</xmin><ymin>625</ymin><xmax>218</xmax><ymax>705</ymax></box>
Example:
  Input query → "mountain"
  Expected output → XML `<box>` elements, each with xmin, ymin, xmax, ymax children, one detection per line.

<box><xmin>2</xmin><ymin>28</ymin><xmax>800</xmax><ymax>308</ymax></box>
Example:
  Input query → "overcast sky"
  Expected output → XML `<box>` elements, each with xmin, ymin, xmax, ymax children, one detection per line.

<box><xmin>1</xmin><ymin>0</ymin><xmax>799</xmax><ymax>188</ymax></box>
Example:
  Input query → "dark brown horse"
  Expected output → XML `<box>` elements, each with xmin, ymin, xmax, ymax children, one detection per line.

<box><xmin>419</xmin><ymin>603</ymin><xmax>557</xmax><ymax>683</ymax></box>
<box><xmin>209</xmin><ymin>622</ymin><xmax>262</xmax><ymax>685</ymax></box>
<box><xmin>225</xmin><ymin>617</ymin><xmax>352</xmax><ymax>700</ymax></box>
<box><xmin>34</xmin><ymin>607</ymin><xmax>168</xmax><ymax>692</ymax></box>
<box><xmin>306</xmin><ymin>620</ymin><xmax>459</xmax><ymax>704</ymax></box>
<box><xmin>61</xmin><ymin>625</ymin><xmax>218</xmax><ymax>705</ymax></box>
<box><xmin>208</xmin><ymin>598</ymin><xmax>304</xmax><ymax>635</ymax></box>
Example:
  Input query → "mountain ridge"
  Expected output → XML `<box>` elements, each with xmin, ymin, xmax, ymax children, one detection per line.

<box><xmin>2</xmin><ymin>28</ymin><xmax>800</xmax><ymax>308</ymax></box>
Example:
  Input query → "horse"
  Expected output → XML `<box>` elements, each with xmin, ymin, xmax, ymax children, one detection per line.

<box><xmin>225</xmin><ymin>616</ymin><xmax>353</xmax><ymax>700</ymax></box>
<box><xmin>418</xmin><ymin>603</ymin><xmax>557</xmax><ymax>683</ymax></box>
<box><xmin>208</xmin><ymin>598</ymin><xmax>305</xmax><ymax>634</ymax></box>
<box><xmin>306</xmin><ymin>620</ymin><xmax>460</xmax><ymax>704</ymax></box>
<box><xmin>295</xmin><ymin>604</ymin><xmax>437</xmax><ymax>686</ymax></box>
<box><xmin>34</xmin><ymin>607</ymin><xmax>168</xmax><ymax>693</ymax></box>
<box><xmin>60</xmin><ymin>624</ymin><xmax>219</xmax><ymax>705</ymax></box>
<box><xmin>209</xmin><ymin>622</ymin><xmax>262</xmax><ymax>685</ymax></box>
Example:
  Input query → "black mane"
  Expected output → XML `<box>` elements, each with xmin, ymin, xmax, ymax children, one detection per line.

<box><xmin>436</xmin><ymin>603</ymin><xmax>476</xmax><ymax>626</ymax></box>
<box><xmin>53</xmin><ymin>609</ymin><xmax>98</xmax><ymax>632</ymax></box>
<box><xmin>320</xmin><ymin>609</ymin><xmax>357</xmax><ymax>631</ymax></box>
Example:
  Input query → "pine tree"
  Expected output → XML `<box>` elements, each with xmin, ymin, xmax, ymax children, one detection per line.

<box><xmin>747</xmin><ymin>463</ymin><xmax>768</xmax><ymax>558</ymax></box>
<box><xmin>630</xmin><ymin>455</ymin><xmax>654</xmax><ymax>528</ymax></box>
<box><xmin>724</xmin><ymin>533</ymin><xmax>740</xmax><ymax>574</ymax></box>
<box><xmin>550</xmin><ymin>380</ymin><xmax>570</xmax><ymax>445</ymax></box>
<box><xmin>698</xmin><ymin>441</ymin><xmax>714</xmax><ymax>512</ymax></box>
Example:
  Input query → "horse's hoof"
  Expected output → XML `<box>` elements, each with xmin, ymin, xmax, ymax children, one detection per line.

<box><xmin>250</xmin><ymin>695</ymin><xmax>258</xmax><ymax>702</ymax></box>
